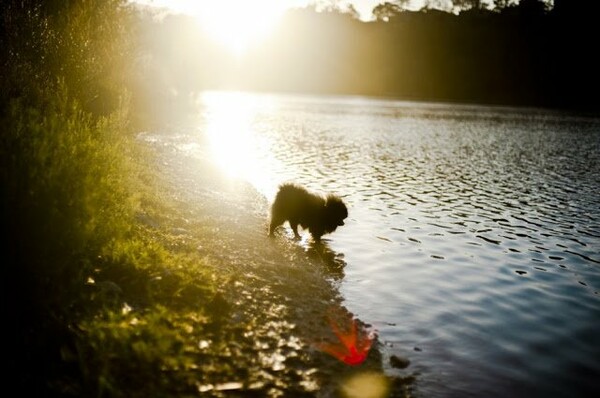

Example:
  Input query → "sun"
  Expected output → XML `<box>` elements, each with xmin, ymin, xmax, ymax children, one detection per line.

<box><xmin>139</xmin><ymin>0</ymin><xmax>289</xmax><ymax>57</ymax></box>
<box><xmin>196</xmin><ymin>0</ymin><xmax>288</xmax><ymax>57</ymax></box>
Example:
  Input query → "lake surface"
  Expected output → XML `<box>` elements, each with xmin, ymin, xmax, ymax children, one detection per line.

<box><xmin>148</xmin><ymin>92</ymin><xmax>600</xmax><ymax>397</ymax></box>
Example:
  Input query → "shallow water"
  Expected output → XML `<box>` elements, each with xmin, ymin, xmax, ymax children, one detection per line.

<box><xmin>146</xmin><ymin>92</ymin><xmax>600</xmax><ymax>397</ymax></box>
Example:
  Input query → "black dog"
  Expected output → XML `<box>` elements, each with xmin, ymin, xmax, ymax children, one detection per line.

<box><xmin>269</xmin><ymin>183</ymin><xmax>348</xmax><ymax>241</ymax></box>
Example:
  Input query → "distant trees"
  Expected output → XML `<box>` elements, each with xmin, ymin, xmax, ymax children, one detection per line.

<box><xmin>493</xmin><ymin>0</ymin><xmax>515</xmax><ymax>8</ymax></box>
<box><xmin>130</xmin><ymin>0</ymin><xmax>599</xmax><ymax>111</ymax></box>
<box><xmin>373</xmin><ymin>1</ymin><xmax>410</xmax><ymax>21</ymax></box>
<box><xmin>515</xmin><ymin>0</ymin><xmax>548</xmax><ymax>14</ymax></box>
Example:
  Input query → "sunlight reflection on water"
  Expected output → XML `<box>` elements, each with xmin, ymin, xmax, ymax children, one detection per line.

<box><xmin>159</xmin><ymin>91</ymin><xmax>600</xmax><ymax>398</ymax></box>
<box><xmin>202</xmin><ymin>91</ymin><xmax>283</xmax><ymax>199</ymax></box>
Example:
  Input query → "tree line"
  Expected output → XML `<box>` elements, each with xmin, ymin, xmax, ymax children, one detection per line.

<box><xmin>134</xmin><ymin>0</ymin><xmax>600</xmax><ymax>112</ymax></box>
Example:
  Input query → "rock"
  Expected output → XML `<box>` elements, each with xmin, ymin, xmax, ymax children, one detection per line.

<box><xmin>389</xmin><ymin>355</ymin><xmax>410</xmax><ymax>369</ymax></box>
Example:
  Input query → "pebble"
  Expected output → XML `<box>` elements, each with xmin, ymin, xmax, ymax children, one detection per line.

<box><xmin>389</xmin><ymin>355</ymin><xmax>410</xmax><ymax>369</ymax></box>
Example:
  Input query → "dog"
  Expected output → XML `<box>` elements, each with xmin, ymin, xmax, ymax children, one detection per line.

<box><xmin>268</xmin><ymin>183</ymin><xmax>348</xmax><ymax>241</ymax></box>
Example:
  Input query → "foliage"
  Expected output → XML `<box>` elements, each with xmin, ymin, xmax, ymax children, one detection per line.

<box><xmin>1</xmin><ymin>0</ymin><xmax>134</xmax><ymax>305</ymax></box>
<box><xmin>1</xmin><ymin>0</ymin><xmax>134</xmax><ymax>116</ymax></box>
<box><xmin>0</xmin><ymin>1</ymin><xmax>220</xmax><ymax>395</ymax></box>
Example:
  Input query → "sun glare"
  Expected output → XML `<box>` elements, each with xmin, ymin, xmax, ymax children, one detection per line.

<box><xmin>201</xmin><ymin>91</ymin><xmax>281</xmax><ymax>198</ymax></box>
<box><xmin>197</xmin><ymin>0</ymin><xmax>288</xmax><ymax>57</ymax></box>
<box><xmin>134</xmin><ymin>0</ymin><xmax>383</xmax><ymax>55</ymax></box>
<box><xmin>142</xmin><ymin>0</ymin><xmax>289</xmax><ymax>56</ymax></box>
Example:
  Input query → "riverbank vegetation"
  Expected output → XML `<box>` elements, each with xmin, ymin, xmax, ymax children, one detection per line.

<box><xmin>0</xmin><ymin>1</ymin><xmax>228</xmax><ymax>395</ymax></box>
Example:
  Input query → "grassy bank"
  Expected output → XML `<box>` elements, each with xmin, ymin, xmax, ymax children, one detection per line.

<box><xmin>0</xmin><ymin>1</ymin><xmax>224</xmax><ymax>395</ymax></box>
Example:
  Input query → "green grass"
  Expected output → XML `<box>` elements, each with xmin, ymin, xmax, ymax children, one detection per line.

<box><xmin>0</xmin><ymin>2</ymin><xmax>230</xmax><ymax>395</ymax></box>
<box><xmin>2</xmin><ymin>85</ymin><xmax>229</xmax><ymax>395</ymax></box>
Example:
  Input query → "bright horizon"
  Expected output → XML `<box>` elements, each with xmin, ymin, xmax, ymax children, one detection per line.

<box><xmin>131</xmin><ymin>0</ymin><xmax>551</xmax><ymax>57</ymax></box>
<box><xmin>132</xmin><ymin>0</ymin><xmax>429</xmax><ymax>56</ymax></box>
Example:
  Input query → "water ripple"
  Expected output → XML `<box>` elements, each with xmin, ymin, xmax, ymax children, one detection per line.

<box><xmin>244</xmin><ymin>96</ymin><xmax>600</xmax><ymax>397</ymax></box>
<box><xmin>157</xmin><ymin>94</ymin><xmax>600</xmax><ymax>397</ymax></box>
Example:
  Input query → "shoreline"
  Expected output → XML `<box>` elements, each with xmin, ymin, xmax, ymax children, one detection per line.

<box><xmin>132</xmin><ymin>129</ymin><xmax>415</xmax><ymax>396</ymax></box>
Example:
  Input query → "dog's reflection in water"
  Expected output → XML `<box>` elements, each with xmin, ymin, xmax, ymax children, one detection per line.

<box><xmin>305</xmin><ymin>239</ymin><xmax>346</xmax><ymax>280</ymax></box>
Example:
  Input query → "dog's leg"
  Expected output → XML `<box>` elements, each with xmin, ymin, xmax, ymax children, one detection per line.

<box><xmin>310</xmin><ymin>227</ymin><xmax>324</xmax><ymax>242</ymax></box>
<box><xmin>289</xmin><ymin>221</ymin><xmax>301</xmax><ymax>240</ymax></box>
<box><xmin>269</xmin><ymin>216</ymin><xmax>284</xmax><ymax>237</ymax></box>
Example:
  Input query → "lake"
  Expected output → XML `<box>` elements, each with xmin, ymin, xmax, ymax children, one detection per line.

<box><xmin>146</xmin><ymin>91</ymin><xmax>600</xmax><ymax>397</ymax></box>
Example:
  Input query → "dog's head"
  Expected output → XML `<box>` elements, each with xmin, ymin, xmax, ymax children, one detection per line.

<box><xmin>324</xmin><ymin>195</ymin><xmax>348</xmax><ymax>232</ymax></box>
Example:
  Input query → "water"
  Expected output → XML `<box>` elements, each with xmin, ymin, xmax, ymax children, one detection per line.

<box><xmin>146</xmin><ymin>92</ymin><xmax>600</xmax><ymax>397</ymax></box>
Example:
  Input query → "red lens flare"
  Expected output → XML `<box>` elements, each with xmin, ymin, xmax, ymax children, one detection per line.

<box><xmin>316</xmin><ymin>312</ymin><xmax>374</xmax><ymax>366</ymax></box>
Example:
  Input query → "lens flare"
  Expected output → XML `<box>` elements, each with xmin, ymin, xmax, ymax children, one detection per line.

<box><xmin>315</xmin><ymin>311</ymin><xmax>374</xmax><ymax>366</ymax></box>
<box><xmin>341</xmin><ymin>372</ymin><xmax>389</xmax><ymax>398</ymax></box>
